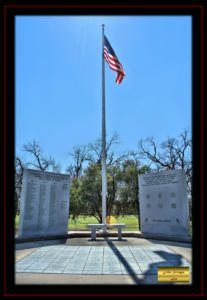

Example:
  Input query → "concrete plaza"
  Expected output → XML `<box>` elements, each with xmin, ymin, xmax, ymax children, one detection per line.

<box><xmin>15</xmin><ymin>235</ymin><xmax>192</xmax><ymax>285</ymax></box>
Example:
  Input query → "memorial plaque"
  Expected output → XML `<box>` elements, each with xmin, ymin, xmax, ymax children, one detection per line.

<box><xmin>18</xmin><ymin>169</ymin><xmax>70</xmax><ymax>237</ymax></box>
<box><xmin>138</xmin><ymin>169</ymin><xmax>190</xmax><ymax>236</ymax></box>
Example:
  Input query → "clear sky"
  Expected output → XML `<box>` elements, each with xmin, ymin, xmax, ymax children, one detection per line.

<box><xmin>15</xmin><ymin>15</ymin><xmax>192</xmax><ymax>172</ymax></box>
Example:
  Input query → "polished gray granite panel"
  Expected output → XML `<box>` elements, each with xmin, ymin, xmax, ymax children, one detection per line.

<box><xmin>18</xmin><ymin>169</ymin><xmax>70</xmax><ymax>238</ymax></box>
<box><xmin>138</xmin><ymin>170</ymin><xmax>190</xmax><ymax>236</ymax></box>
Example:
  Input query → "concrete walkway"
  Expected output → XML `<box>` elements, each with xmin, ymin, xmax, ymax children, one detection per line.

<box><xmin>15</xmin><ymin>236</ymin><xmax>192</xmax><ymax>285</ymax></box>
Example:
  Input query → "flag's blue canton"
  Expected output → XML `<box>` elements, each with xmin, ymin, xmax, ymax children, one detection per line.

<box><xmin>104</xmin><ymin>36</ymin><xmax>116</xmax><ymax>57</ymax></box>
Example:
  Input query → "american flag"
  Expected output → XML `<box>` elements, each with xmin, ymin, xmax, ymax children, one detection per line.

<box><xmin>104</xmin><ymin>35</ymin><xmax>125</xmax><ymax>84</ymax></box>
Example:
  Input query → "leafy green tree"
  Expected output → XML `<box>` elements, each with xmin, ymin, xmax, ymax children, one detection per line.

<box><xmin>69</xmin><ymin>177</ymin><xmax>84</xmax><ymax>220</ymax></box>
<box><xmin>114</xmin><ymin>154</ymin><xmax>151</xmax><ymax>229</ymax></box>
<box><xmin>80</xmin><ymin>162</ymin><xmax>102</xmax><ymax>222</ymax></box>
<box><xmin>106</xmin><ymin>163</ymin><xmax>121</xmax><ymax>217</ymax></box>
<box><xmin>77</xmin><ymin>133</ymin><xmax>127</xmax><ymax>222</ymax></box>
<box><xmin>79</xmin><ymin>161</ymin><xmax>122</xmax><ymax>223</ymax></box>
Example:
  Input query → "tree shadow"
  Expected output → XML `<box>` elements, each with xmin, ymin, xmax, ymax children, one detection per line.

<box><xmin>15</xmin><ymin>237</ymin><xmax>190</xmax><ymax>285</ymax></box>
<box><xmin>104</xmin><ymin>238</ymin><xmax>186</xmax><ymax>285</ymax></box>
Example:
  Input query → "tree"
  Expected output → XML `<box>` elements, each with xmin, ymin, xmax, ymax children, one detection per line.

<box><xmin>15</xmin><ymin>140</ymin><xmax>61</xmax><ymax>214</ymax></box>
<box><xmin>66</xmin><ymin>145</ymin><xmax>90</xmax><ymax>219</ymax></box>
<box><xmin>115</xmin><ymin>154</ymin><xmax>151</xmax><ymax>228</ymax></box>
<box><xmin>22</xmin><ymin>140</ymin><xmax>61</xmax><ymax>172</ymax></box>
<box><xmin>66</xmin><ymin>145</ymin><xmax>89</xmax><ymax>178</ymax></box>
<box><xmin>80</xmin><ymin>162</ymin><xmax>103</xmax><ymax>222</ymax></box>
<box><xmin>87</xmin><ymin>132</ymin><xmax>128</xmax><ymax>166</ymax></box>
<box><xmin>138</xmin><ymin>129</ymin><xmax>192</xmax><ymax>190</ymax></box>
<box><xmin>69</xmin><ymin>177</ymin><xmax>84</xmax><ymax>220</ymax></box>
<box><xmin>79</xmin><ymin>160</ymin><xmax>122</xmax><ymax>223</ymax></box>
<box><xmin>79</xmin><ymin>154</ymin><xmax>151</xmax><ymax>223</ymax></box>
<box><xmin>77</xmin><ymin>133</ymin><xmax>128</xmax><ymax>222</ymax></box>
<box><xmin>15</xmin><ymin>156</ymin><xmax>26</xmax><ymax>214</ymax></box>
<box><xmin>106</xmin><ymin>163</ymin><xmax>121</xmax><ymax>218</ymax></box>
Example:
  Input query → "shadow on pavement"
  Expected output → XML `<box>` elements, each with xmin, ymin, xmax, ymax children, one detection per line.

<box><xmin>15</xmin><ymin>237</ymin><xmax>190</xmax><ymax>285</ymax></box>
<box><xmin>104</xmin><ymin>237</ymin><xmax>184</xmax><ymax>285</ymax></box>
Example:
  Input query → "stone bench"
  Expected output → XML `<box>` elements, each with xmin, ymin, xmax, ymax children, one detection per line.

<box><xmin>88</xmin><ymin>223</ymin><xmax>126</xmax><ymax>240</ymax></box>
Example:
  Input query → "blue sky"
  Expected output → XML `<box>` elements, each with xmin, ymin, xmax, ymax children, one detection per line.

<box><xmin>15</xmin><ymin>16</ymin><xmax>192</xmax><ymax>172</ymax></box>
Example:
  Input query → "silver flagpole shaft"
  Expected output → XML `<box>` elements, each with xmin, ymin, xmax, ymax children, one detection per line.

<box><xmin>102</xmin><ymin>24</ymin><xmax>107</xmax><ymax>226</ymax></box>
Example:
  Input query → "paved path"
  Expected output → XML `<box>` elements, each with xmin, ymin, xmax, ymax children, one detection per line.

<box><xmin>15</xmin><ymin>237</ymin><xmax>192</xmax><ymax>285</ymax></box>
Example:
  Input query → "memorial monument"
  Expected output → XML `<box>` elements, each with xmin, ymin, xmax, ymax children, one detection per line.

<box><xmin>18</xmin><ymin>168</ymin><xmax>70</xmax><ymax>237</ymax></box>
<box><xmin>138</xmin><ymin>169</ymin><xmax>190</xmax><ymax>237</ymax></box>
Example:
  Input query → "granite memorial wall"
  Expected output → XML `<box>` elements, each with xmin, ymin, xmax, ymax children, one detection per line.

<box><xmin>18</xmin><ymin>168</ymin><xmax>70</xmax><ymax>237</ymax></box>
<box><xmin>138</xmin><ymin>169</ymin><xmax>190</xmax><ymax>236</ymax></box>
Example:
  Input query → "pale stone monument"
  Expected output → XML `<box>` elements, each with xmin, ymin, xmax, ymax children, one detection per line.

<box><xmin>18</xmin><ymin>168</ymin><xmax>70</xmax><ymax>237</ymax></box>
<box><xmin>138</xmin><ymin>169</ymin><xmax>190</xmax><ymax>236</ymax></box>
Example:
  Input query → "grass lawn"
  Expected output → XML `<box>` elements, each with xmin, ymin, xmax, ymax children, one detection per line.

<box><xmin>15</xmin><ymin>214</ymin><xmax>139</xmax><ymax>231</ymax></box>
<box><xmin>15</xmin><ymin>214</ymin><xmax>192</xmax><ymax>235</ymax></box>
<box><xmin>15</xmin><ymin>214</ymin><xmax>20</xmax><ymax>229</ymax></box>
<box><xmin>68</xmin><ymin>215</ymin><xmax>139</xmax><ymax>231</ymax></box>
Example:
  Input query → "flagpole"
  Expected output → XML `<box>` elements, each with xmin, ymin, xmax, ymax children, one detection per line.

<box><xmin>102</xmin><ymin>24</ymin><xmax>107</xmax><ymax>228</ymax></box>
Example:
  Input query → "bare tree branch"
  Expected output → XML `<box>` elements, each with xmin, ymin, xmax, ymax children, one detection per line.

<box><xmin>68</xmin><ymin>145</ymin><xmax>89</xmax><ymax>178</ymax></box>
<box><xmin>137</xmin><ymin>129</ymin><xmax>192</xmax><ymax>195</ymax></box>
<box><xmin>87</xmin><ymin>133</ymin><xmax>124</xmax><ymax>167</ymax></box>
<box><xmin>22</xmin><ymin>140</ymin><xmax>61</xmax><ymax>172</ymax></box>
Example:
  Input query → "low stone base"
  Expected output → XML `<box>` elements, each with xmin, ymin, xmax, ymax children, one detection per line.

<box><xmin>15</xmin><ymin>231</ymin><xmax>192</xmax><ymax>244</ymax></box>
<box><xmin>131</xmin><ymin>232</ymin><xmax>192</xmax><ymax>243</ymax></box>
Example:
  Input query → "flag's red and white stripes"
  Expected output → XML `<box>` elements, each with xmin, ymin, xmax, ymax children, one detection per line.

<box><xmin>104</xmin><ymin>46</ymin><xmax>125</xmax><ymax>84</ymax></box>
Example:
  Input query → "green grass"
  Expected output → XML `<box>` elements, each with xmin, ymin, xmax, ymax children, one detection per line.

<box><xmin>68</xmin><ymin>215</ymin><xmax>139</xmax><ymax>231</ymax></box>
<box><xmin>15</xmin><ymin>214</ymin><xmax>192</xmax><ymax>235</ymax></box>
<box><xmin>14</xmin><ymin>214</ymin><xmax>139</xmax><ymax>231</ymax></box>
<box><xmin>15</xmin><ymin>214</ymin><xmax>20</xmax><ymax>229</ymax></box>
